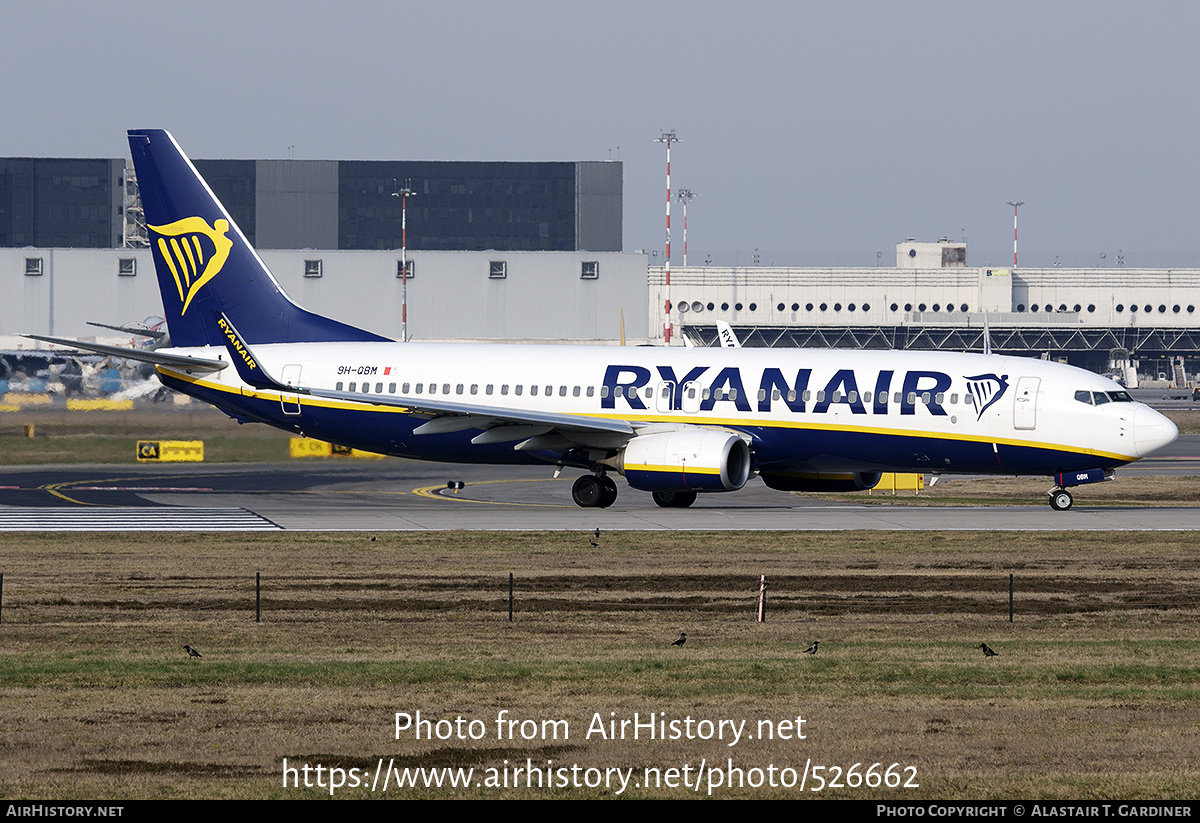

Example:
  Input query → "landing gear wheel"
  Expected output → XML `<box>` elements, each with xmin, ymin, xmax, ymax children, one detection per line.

<box><xmin>572</xmin><ymin>475</ymin><xmax>604</xmax><ymax>508</ymax></box>
<box><xmin>599</xmin><ymin>476</ymin><xmax>618</xmax><ymax>508</ymax></box>
<box><xmin>652</xmin><ymin>490</ymin><xmax>697</xmax><ymax>508</ymax></box>
<box><xmin>1049</xmin><ymin>489</ymin><xmax>1073</xmax><ymax>511</ymax></box>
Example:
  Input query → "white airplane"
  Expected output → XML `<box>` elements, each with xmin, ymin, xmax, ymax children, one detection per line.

<box><xmin>26</xmin><ymin>130</ymin><xmax>1179</xmax><ymax>511</ymax></box>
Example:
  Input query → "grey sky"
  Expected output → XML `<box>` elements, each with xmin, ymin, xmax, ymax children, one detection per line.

<box><xmin>3</xmin><ymin>1</ymin><xmax>1198</xmax><ymax>266</ymax></box>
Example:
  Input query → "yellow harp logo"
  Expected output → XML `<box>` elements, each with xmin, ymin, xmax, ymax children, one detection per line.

<box><xmin>149</xmin><ymin>217</ymin><xmax>234</xmax><ymax>315</ymax></box>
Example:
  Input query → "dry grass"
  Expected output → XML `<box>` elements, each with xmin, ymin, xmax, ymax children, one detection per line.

<box><xmin>1</xmin><ymin>531</ymin><xmax>1198</xmax><ymax>799</ymax></box>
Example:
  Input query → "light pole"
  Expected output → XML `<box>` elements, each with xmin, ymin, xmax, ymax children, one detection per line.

<box><xmin>655</xmin><ymin>131</ymin><xmax>679</xmax><ymax>343</ymax></box>
<box><xmin>393</xmin><ymin>179</ymin><xmax>415</xmax><ymax>342</ymax></box>
<box><xmin>677</xmin><ymin>187</ymin><xmax>697</xmax><ymax>267</ymax></box>
<box><xmin>1007</xmin><ymin>201</ymin><xmax>1025</xmax><ymax>267</ymax></box>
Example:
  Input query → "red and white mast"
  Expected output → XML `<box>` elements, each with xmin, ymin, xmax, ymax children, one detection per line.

<box><xmin>1007</xmin><ymin>200</ymin><xmax>1024</xmax><ymax>267</ymax></box>
<box><xmin>655</xmin><ymin>131</ymin><xmax>679</xmax><ymax>343</ymax></box>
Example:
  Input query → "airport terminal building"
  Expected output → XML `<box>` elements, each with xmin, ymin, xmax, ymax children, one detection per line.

<box><xmin>1</xmin><ymin>156</ymin><xmax>1198</xmax><ymax>385</ymax></box>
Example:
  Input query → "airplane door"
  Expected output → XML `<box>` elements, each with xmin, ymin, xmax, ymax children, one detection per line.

<box><xmin>656</xmin><ymin>381</ymin><xmax>675</xmax><ymax>414</ymax></box>
<box><xmin>280</xmin><ymin>364</ymin><xmax>302</xmax><ymax>416</ymax></box>
<box><xmin>1013</xmin><ymin>376</ymin><xmax>1039</xmax><ymax>430</ymax></box>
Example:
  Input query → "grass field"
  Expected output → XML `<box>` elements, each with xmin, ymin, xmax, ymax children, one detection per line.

<box><xmin>1</xmin><ymin>530</ymin><xmax>1198</xmax><ymax>799</ymax></box>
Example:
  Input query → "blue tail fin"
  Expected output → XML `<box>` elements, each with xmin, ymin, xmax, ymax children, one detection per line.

<box><xmin>128</xmin><ymin>129</ymin><xmax>390</xmax><ymax>347</ymax></box>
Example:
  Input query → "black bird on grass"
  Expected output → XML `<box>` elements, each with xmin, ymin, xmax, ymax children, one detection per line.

<box><xmin>803</xmin><ymin>641</ymin><xmax>820</xmax><ymax>655</ymax></box>
<box><xmin>670</xmin><ymin>632</ymin><xmax>687</xmax><ymax>647</ymax></box>
<box><xmin>183</xmin><ymin>644</ymin><xmax>202</xmax><ymax>659</ymax></box>
<box><xmin>978</xmin><ymin>643</ymin><xmax>998</xmax><ymax>657</ymax></box>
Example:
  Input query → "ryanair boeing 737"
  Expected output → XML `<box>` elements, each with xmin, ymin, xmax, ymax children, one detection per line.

<box><xmin>26</xmin><ymin>130</ymin><xmax>1179</xmax><ymax>510</ymax></box>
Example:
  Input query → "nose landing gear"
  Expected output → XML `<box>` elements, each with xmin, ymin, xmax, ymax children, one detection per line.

<box><xmin>1048</xmin><ymin>488</ymin><xmax>1073</xmax><ymax>511</ymax></box>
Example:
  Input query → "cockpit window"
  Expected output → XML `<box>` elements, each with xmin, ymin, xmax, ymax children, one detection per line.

<box><xmin>1074</xmin><ymin>390</ymin><xmax>1093</xmax><ymax>405</ymax></box>
<box><xmin>1107</xmin><ymin>390</ymin><xmax>1133</xmax><ymax>402</ymax></box>
<box><xmin>1092</xmin><ymin>392</ymin><xmax>1110</xmax><ymax>405</ymax></box>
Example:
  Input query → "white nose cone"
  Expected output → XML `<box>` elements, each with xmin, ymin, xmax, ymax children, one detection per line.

<box><xmin>1133</xmin><ymin>404</ymin><xmax>1179</xmax><ymax>458</ymax></box>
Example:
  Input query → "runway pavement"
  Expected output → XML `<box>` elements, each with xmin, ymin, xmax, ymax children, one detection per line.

<box><xmin>1</xmin><ymin>434</ymin><xmax>1196</xmax><ymax>531</ymax></box>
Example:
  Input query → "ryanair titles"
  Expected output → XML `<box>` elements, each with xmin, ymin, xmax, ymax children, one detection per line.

<box><xmin>601</xmin><ymin>364</ymin><xmax>1008</xmax><ymax>418</ymax></box>
<box><xmin>216</xmin><ymin>316</ymin><xmax>257</xmax><ymax>371</ymax></box>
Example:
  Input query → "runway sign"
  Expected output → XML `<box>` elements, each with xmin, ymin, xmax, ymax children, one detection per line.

<box><xmin>136</xmin><ymin>440</ymin><xmax>204</xmax><ymax>462</ymax></box>
<box><xmin>289</xmin><ymin>438</ymin><xmax>384</xmax><ymax>459</ymax></box>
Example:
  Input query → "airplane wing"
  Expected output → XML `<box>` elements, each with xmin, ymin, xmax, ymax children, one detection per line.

<box><xmin>210</xmin><ymin>311</ymin><xmax>637</xmax><ymax>453</ymax></box>
<box><xmin>19</xmin><ymin>334</ymin><xmax>228</xmax><ymax>373</ymax></box>
<box><xmin>308</xmin><ymin>385</ymin><xmax>636</xmax><ymax>451</ymax></box>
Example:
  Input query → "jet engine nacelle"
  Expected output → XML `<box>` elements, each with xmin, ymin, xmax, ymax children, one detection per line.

<box><xmin>616</xmin><ymin>429</ymin><xmax>751</xmax><ymax>493</ymax></box>
<box><xmin>759</xmin><ymin>471</ymin><xmax>883</xmax><ymax>493</ymax></box>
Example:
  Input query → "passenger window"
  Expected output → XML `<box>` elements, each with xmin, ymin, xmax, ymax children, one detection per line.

<box><xmin>515</xmin><ymin>385</ymin><xmax>523</xmax><ymax>396</ymax></box>
<box><xmin>470</xmin><ymin>384</ymin><xmax>478</xmax><ymax>395</ymax></box>
<box><xmin>907</xmin><ymin>392</ymin><xmax>917</xmax><ymax>404</ymax></box>
<box><xmin>586</xmin><ymin>386</ymin><xmax>594</xmax><ymax>397</ymax></box>
<box><xmin>402</xmin><ymin>382</ymin><xmax>410</xmax><ymax>393</ymax></box>
<box><xmin>848</xmin><ymin>391</ymin><xmax>858</xmax><ymax>403</ymax></box>
<box><xmin>615</xmin><ymin>386</ymin><xmax>624</xmax><ymax>398</ymax></box>
<box><xmin>336</xmin><ymin>381</ymin><xmax>344</xmax><ymax>391</ymax></box>
<box><xmin>501</xmin><ymin>385</ymin><xmax>509</xmax><ymax>395</ymax></box>
<box><xmin>949</xmin><ymin>393</ymin><xmax>956</xmax><ymax>404</ymax></box>
<box><xmin>456</xmin><ymin>384</ymin><xmax>463</xmax><ymax>394</ymax></box>
<box><xmin>921</xmin><ymin>392</ymin><xmax>930</xmax><ymax>404</ymax></box>
<box><xmin>934</xmin><ymin>392</ymin><xmax>944</xmax><ymax>404</ymax></box>
<box><xmin>816</xmin><ymin>391</ymin><xmax>825</xmax><ymax>402</ymax></box>
<box><xmin>486</xmin><ymin>385</ymin><xmax>494</xmax><ymax>395</ymax></box>
<box><xmin>600</xmin><ymin>386</ymin><xmax>609</xmax><ymax>398</ymax></box>
<box><xmin>560</xmin><ymin>386</ymin><xmax>567</xmax><ymax>396</ymax></box>
<box><xmin>531</xmin><ymin>385</ymin><xmax>539</xmax><ymax>396</ymax></box>
<box><xmin>895</xmin><ymin>392</ymin><xmax>903</xmax><ymax>404</ymax></box>
<box><xmin>349</xmin><ymin>382</ymin><xmax>357</xmax><ymax>392</ymax></box>
<box><xmin>786</xmin><ymin>390</ymin><xmax>795</xmax><ymax>402</ymax></box>
<box><xmin>702</xmin><ymin>387</ymin><xmax>711</xmax><ymax>400</ymax></box>
<box><xmin>772</xmin><ymin>389</ymin><xmax>781</xmax><ymax>401</ymax></box>
<box><xmin>758</xmin><ymin>389</ymin><xmax>767</xmax><ymax>401</ymax></box>
<box><xmin>389</xmin><ymin>383</ymin><xmax>396</xmax><ymax>393</ymax></box>
<box><xmin>443</xmin><ymin>384</ymin><xmax>450</xmax><ymax>394</ymax></box>
<box><xmin>644</xmin><ymin>387</ymin><xmax>653</xmax><ymax>399</ymax></box>
<box><xmin>375</xmin><ymin>382</ymin><xmax>383</xmax><ymax>393</ymax></box>
<box><xmin>803</xmin><ymin>391</ymin><xmax>811</xmax><ymax>402</ymax></box>
<box><xmin>863</xmin><ymin>391</ymin><xmax>872</xmax><ymax>403</ymax></box>
<box><xmin>573</xmin><ymin>386</ymin><xmax>580</xmax><ymax>397</ymax></box>
<box><xmin>429</xmin><ymin>383</ymin><xmax>437</xmax><ymax>395</ymax></box>
<box><xmin>831</xmin><ymin>391</ymin><xmax>841</xmax><ymax>402</ymax></box>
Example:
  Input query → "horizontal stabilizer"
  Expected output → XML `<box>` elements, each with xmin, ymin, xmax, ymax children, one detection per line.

<box><xmin>86</xmin><ymin>321</ymin><xmax>167</xmax><ymax>340</ymax></box>
<box><xmin>19</xmin><ymin>334</ymin><xmax>227</xmax><ymax>373</ymax></box>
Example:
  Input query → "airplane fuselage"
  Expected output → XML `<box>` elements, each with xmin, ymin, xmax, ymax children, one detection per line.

<box><xmin>157</xmin><ymin>341</ymin><xmax>1174</xmax><ymax>479</ymax></box>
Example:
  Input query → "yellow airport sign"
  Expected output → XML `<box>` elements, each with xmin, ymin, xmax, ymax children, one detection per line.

<box><xmin>289</xmin><ymin>437</ymin><xmax>384</xmax><ymax>459</ymax></box>
<box><xmin>137</xmin><ymin>440</ymin><xmax>204</xmax><ymax>462</ymax></box>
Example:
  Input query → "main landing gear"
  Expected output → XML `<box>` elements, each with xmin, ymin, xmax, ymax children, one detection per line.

<box><xmin>652</xmin><ymin>490</ymin><xmax>697</xmax><ymax>508</ymax></box>
<box><xmin>572</xmin><ymin>473</ymin><xmax>618</xmax><ymax>508</ymax></box>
